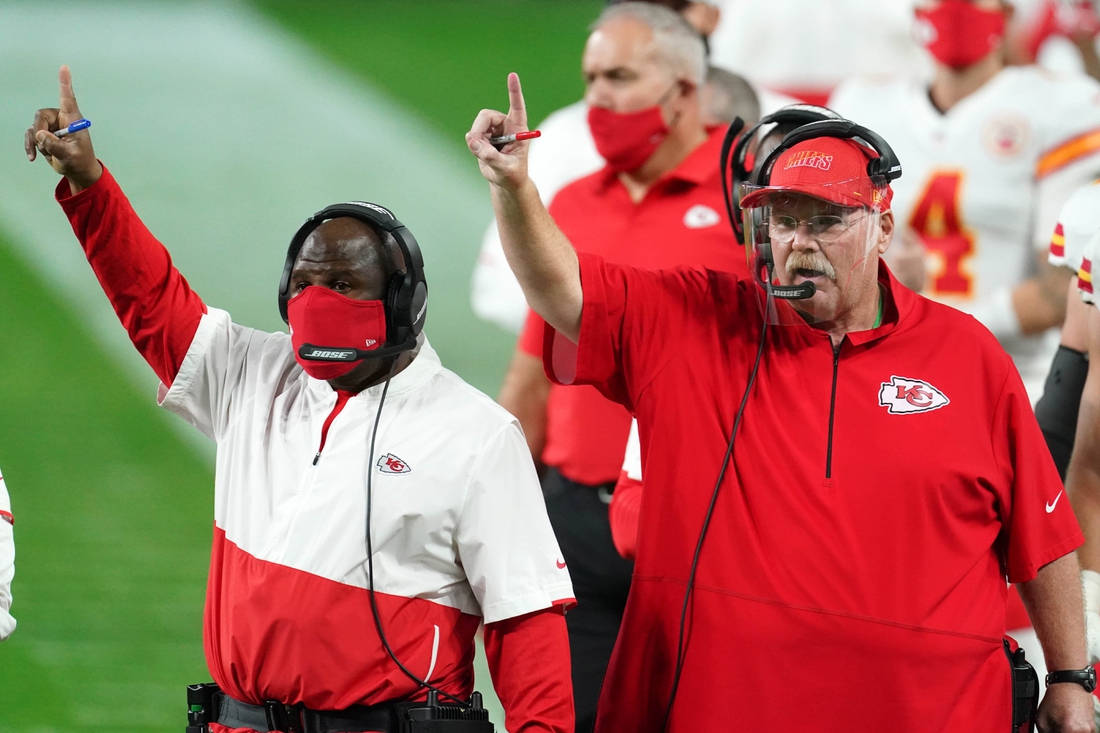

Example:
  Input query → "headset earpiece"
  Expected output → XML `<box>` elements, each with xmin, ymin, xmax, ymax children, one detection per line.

<box><xmin>721</xmin><ymin>104</ymin><xmax>844</xmax><ymax>245</ymax></box>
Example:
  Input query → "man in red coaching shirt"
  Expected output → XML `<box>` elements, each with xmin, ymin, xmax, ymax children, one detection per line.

<box><xmin>495</xmin><ymin>6</ymin><xmax>748</xmax><ymax>730</ymax></box>
<box><xmin>470</xmin><ymin>71</ymin><xmax>1094</xmax><ymax>731</ymax></box>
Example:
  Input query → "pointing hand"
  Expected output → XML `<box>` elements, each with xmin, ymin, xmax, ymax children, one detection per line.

<box><xmin>24</xmin><ymin>66</ymin><xmax>102</xmax><ymax>194</ymax></box>
<box><xmin>466</xmin><ymin>72</ymin><xmax>533</xmax><ymax>191</ymax></box>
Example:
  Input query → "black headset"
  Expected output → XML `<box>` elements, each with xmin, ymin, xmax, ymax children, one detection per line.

<box><xmin>278</xmin><ymin>201</ymin><xmax>428</xmax><ymax>362</ymax></box>
<box><xmin>720</xmin><ymin>104</ymin><xmax>843</xmax><ymax>246</ymax></box>
<box><xmin>756</xmin><ymin>119</ymin><xmax>903</xmax><ymax>186</ymax></box>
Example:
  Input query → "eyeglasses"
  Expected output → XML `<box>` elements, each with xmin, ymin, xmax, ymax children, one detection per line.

<box><xmin>768</xmin><ymin>213</ymin><xmax>870</xmax><ymax>244</ymax></box>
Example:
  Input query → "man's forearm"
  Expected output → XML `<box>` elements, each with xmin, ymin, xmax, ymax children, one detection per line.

<box><xmin>483</xmin><ymin>608</ymin><xmax>574</xmax><ymax>733</ymax></box>
<box><xmin>1012</xmin><ymin>260</ymin><xmax>1073</xmax><ymax>336</ymax></box>
<box><xmin>1019</xmin><ymin>553</ymin><xmax>1089</xmax><ymax>670</ymax></box>
<box><xmin>491</xmin><ymin>180</ymin><xmax>583</xmax><ymax>344</ymax></box>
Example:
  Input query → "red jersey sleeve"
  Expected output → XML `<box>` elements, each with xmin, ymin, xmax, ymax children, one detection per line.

<box><xmin>518</xmin><ymin>308</ymin><xmax>545</xmax><ymax>358</ymax></box>
<box><xmin>483</xmin><ymin>608</ymin><xmax>573</xmax><ymax>733</ymax></box>
<box><xmin>609</xmin><ymin>471</ymin><xmax>642</xmax><ymax>560</ymax></box>
<box><xmin>56</xmin><ymin>167</ymin><xmax>206</xmax><ymax>387</ymax></box>
<box><xmin>993</xmin><ymin>370</ymin><xmax>1084</xmax><ymax>583</ymax></box>
<box><xmin>542</xmin><ymin>253</ymin><xmax>727</xmax><ymax>413</ymax></box>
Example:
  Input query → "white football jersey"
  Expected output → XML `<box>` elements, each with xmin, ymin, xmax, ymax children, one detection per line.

<box><xmin>1054</xmin><ymin>182</ymin><xmax>1100</xmax><ymax>305</ymax></box>
<box><xmin>831</xmin><ymin>66</ymin><xmax>1100</xmax><ymax>398</ymax></box>
<box><xmin>0</xmin><ymin>470</ymin><xmax>14</xmax><ymax>640</ymax></box>
<box><xmin>709</xmin><ymin>0</ymin><xmax>925</xmax><ymax>98</ymax></box>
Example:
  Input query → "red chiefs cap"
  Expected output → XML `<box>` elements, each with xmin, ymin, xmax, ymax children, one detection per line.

<box><xmin>740</xmin><ymin>137</ymin><xmax>894</xmax><ymax>210</ymax></box>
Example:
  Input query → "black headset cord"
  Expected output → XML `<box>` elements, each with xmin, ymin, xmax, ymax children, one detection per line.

<box><xmin>659</xmin><ymin>290</ymin><xmax>773</xmax><ymax>732</ymax></box>
<box><xmin>364</xmin><ymin>357</ymin><xmax>471</xmax><ymax>708</ymax></box>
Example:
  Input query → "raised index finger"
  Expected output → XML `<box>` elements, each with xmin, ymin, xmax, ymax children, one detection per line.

<box><xmin>506</xmin><ymin>72</ymin><xmax>527</xmax><ymax>129</ymax></box>
<box><xmin>58</xmin><ymin>65</ymin><xmax>81</xmax><ymax>118</ymax></box>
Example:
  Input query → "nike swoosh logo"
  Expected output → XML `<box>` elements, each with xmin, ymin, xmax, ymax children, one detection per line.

<box><xmin>556</xmin><ymin>559</ymin><xmax>567</xmax><ymax>569</ymax></box>
<box><xmin>1046</xmin><ymin>490</ymin><xmax>1064</xmax><ymax>514</ymax></box>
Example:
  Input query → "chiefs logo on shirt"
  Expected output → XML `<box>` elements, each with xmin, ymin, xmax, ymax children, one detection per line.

<box><xmin>683</xmin><ymin>204</ymin><xmax>720</xmax><ymax>229</ymax></box>
<box><xmin>878</xmin><ymin>376</ymin><xmax>950</xmax><ymax>415</ymax></box>
<box><xmin>376</xmin><ymin>454</ymin><xmax>412</xmax><ymax>474</ymax></box>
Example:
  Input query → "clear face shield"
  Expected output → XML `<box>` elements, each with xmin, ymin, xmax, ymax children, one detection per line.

<box><xmin>739</xmin><ymin>178</ymin><xmax>890</xmax><ymax>326</ymax></box>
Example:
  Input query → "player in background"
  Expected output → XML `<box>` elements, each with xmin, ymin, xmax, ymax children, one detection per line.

<box><xmin>1042</xmin><ymin>189</ymin><xmax>1100</xmax><ymax>723</ymax></box>
<box><xmin>707</xmin><ymin>0</ymin><xmax>926</xmax><ymax>106</ymax></box>
<box><xmin>1009</xmin><ymin>0</ymin><xmax>1100</xmax><ymax>80</ymax></box>
<box><xmin>0</xmin><ymin>470</ymin><xmax>14</xmax><ymax>640</ymax></box>
<box><xmin>830</xmin><ymin>0</ymin><xmax>1100</xmax><ymax>404</ymax></box>
<box><xmin>1037</xmin><ymin>184</ymin><xmax>1100</xmax><ymax>479</ymax></box>
<box><xmin>470</xmin><ymin>0</ymin><xmax>778</xmax><ymax>335</ymax></box>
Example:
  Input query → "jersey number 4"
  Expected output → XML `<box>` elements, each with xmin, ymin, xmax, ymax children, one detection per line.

<box><xmin>909</xmin><ymin>171</ymin><xmax>975</xmax><ymax>297</ymax></box>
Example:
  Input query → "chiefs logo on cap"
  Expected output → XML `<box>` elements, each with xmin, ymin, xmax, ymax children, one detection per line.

<box><xmin>377</xmin><ymin>454</ymin><xmax>412</xmax><ymax>474</ymax></box>
<box><xmin>784</xmin><ymin>150</ymin><xmax>833</xmax><ymax>171</ymax></box>
<box><xmin>878</xmin><ymin>376</ymin><xmax>949</xmax><ymax>415</ymax></box>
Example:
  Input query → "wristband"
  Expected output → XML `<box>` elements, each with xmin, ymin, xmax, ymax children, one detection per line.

<box><xmin>1045</xmin><ymin>666</ymin><xmax>1097</xmax><ymax>692</ymax></box>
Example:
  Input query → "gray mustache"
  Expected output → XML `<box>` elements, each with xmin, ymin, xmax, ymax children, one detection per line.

<box><xmin>785</xmin><ymin>251</ymin><xmax>837</xmax><ymax>281</ymax></box>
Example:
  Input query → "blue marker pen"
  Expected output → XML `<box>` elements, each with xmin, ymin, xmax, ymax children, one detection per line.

<box><xmin>55</xmin><ymin>118</ymin><xmax>91</xmax><ymax>138</ymax></box>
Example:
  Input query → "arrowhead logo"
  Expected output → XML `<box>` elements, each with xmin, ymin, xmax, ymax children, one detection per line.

<box><xmin>683</xmin><ymin>204</ymin><xmax>720</xmax><ymax>229</ymax></box>
<box><xmin>376</xmin><ymin>453</ymin><xmax>412</xmax><ymax>474</ymax></box>
<box><xmin>878</xmin><ymin>376</ymin><xmax>949</xmax><ymax>415</ymax></box>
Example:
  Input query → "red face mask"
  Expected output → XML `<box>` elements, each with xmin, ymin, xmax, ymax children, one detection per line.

<box><xmin>914</xmin><ymin>1</ymin><xmax>1006</xmax><ymax>69</ymax></box>
<box><xmin>287</xmin><ymin>286</ymin><xmax>387</xmax><ymax>380</ymax></box>
<box><xmin>587</xmin><ymin>104</ymin><xmax>671</xmax><ymax>173</ymax></box>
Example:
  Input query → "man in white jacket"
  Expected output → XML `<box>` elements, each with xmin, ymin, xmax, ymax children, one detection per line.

<box><xmin>0</xmin><ymin>469</ymin><xmax>15</xmax><ymax>640</ymax></box>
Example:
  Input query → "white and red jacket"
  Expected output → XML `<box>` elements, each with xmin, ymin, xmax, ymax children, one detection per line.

<box><xmin>58</xmin><ymin>168</ymin><xmax>575</xmax><ymax>733</ymax></box>
<box><xmin>0</xmin><ymin>469</ymin><xmax>14</xmax><ymax>640</ymax></box>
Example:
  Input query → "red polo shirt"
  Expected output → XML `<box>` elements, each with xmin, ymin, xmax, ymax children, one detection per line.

<box><xmin>543</xmin><ymin>255</ymin><xmax>1082</xmax><ymax>732</ymax></box>
<box><xmin>518</xmin><ymin>128</ymin><xmax>749</xmax><ymax>486</ymax></box>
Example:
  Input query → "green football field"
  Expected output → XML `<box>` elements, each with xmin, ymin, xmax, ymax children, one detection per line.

<box><xmin>0</xmin><ymin>2</ymin><xmax>599</xmax><ymax>730</ymax></box>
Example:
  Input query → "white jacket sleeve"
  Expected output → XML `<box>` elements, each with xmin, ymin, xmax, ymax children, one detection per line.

<box><xmin>0</xmin><ymin>471</ymin><xmax>16</xmax><ymax>640</ymax></box>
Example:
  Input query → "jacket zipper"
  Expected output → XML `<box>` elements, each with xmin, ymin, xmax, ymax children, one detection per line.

<box><xmin>313</xmin><ymin>390</ymin><xmax>354</xmax><ymax>465</ymax></box>
<box><xmin>826</xmin><ymin>342</ymin><xmax>841</xmax><ymax>480</ymax></box>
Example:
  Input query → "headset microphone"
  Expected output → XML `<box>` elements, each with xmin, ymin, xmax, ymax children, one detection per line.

<box><xmin>769</xmin><ymin>280</ymin><xmax>816</xmax><ymax>300</ymax></box>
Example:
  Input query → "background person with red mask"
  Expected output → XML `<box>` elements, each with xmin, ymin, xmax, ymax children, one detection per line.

<box><xmin>469</xmin><ymin>0</ymin><xmax>779</xmax><ymax>336</ymax></box>
<box><xmin>495</xmin><ymin>5</ymin><xmax>749</xmax><ymax>731</ymax></box>
<box><xmin>830</xmin><ymin>0</ymin><xmax>1100</xmax><ymax>688</ymax></box>
<box><xmin>25</xmin><ymin>67</ymin><xmax>575</xmax><ymax>733</ymax></box>
<box><xmin>469</xmin><ymin>69</ymin><xmax>1095</xmax><ymax>731</ymax></box>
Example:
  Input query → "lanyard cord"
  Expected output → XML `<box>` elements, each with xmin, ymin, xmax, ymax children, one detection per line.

<box><xmin>363</xmin><ymin>358</ymin><xmax>470</xmax><ymax>707</ymax></box>
<box><xmin>660</xmin><ymin>288</ymin><xmax>773</xmax><ymax>731</ymax></box>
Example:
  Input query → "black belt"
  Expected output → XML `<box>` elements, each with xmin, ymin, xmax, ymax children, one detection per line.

<box><xmin>214</xmin><ymin>692</ymin><xmax>400</xmax><ymax>733</ymax></box>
